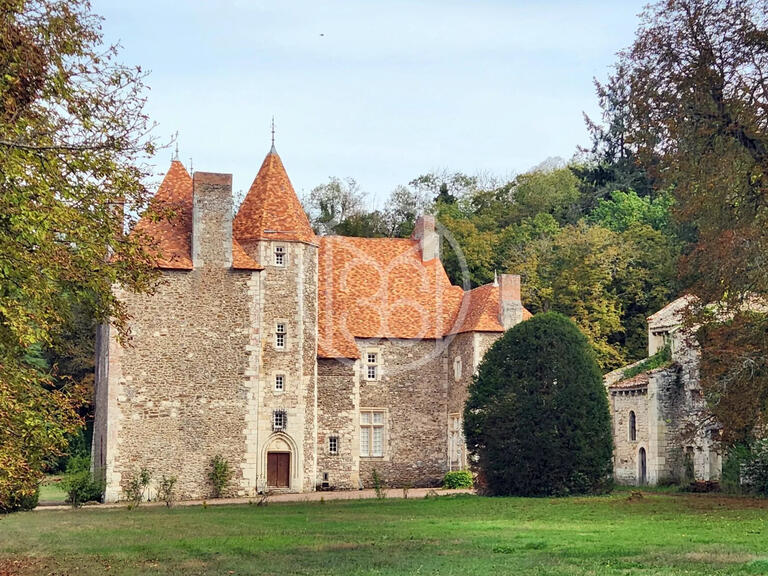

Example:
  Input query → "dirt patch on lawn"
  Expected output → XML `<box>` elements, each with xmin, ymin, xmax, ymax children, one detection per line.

<box><xmin>676</xmin><ymin>493</ymin><xmax>768</xmax><ymax>511</ymax></box>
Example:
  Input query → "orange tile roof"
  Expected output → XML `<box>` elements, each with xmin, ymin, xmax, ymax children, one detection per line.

<box><xmin>134</xmin><ymin>160</ymin><xmax>194</xmax><ymax>270</ymax></box>
<box><xmin>449</xmin><ymin>284</ymin><xmax>532</xmax><ymax>334</ymax></box>
<box><xmin>232</xmin><ymin>238</ymin><xmax>263</xmax><ymax>270</ymax></box>
<box><xmin>135</xmin><ymin>161</ymin><xmax>263</xmax><ymax>271</ymax></box>
<box><xmin>317</xmin><ymin>236</ymin><xmax>531</xmax><ymax>358</ymax></box>
<box><xmin>233</xmin><ymin>148</ymin><xmax>316</xmax><ymax>245</ymax></box>
<box><xmin>608</xmin><ymin>372</ymin><xmax>650</xmax><ymax>390</ymax></box>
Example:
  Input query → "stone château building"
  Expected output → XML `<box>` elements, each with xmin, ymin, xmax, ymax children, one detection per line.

<box><xmin>92</xmin><ymin>143</ymin><xmax>531</xmax><ymax>502</ymax></box>
<box><xmin>605</xmin><ymin>296</ymin><xmax>722</xmax><ymax>486</ymax></box>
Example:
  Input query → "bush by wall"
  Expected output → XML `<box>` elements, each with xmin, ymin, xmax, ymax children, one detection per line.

<box><xmin>443</xmin><ymin>470</ymin><xmax>473</xmax><ymax>489</ymax></box>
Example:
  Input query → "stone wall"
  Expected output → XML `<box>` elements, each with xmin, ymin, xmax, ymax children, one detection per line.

<box><xmin>105</xmin><ymin>267</ymin><xmax>255</xmax><ymax>501</ymax></box>
<box><xmin>357</xmin><ymin>338</ymin><xmax>449</xmax><ymax>488</ymax></box>
<box><xmin>316</xmin><ymin>358</ymin><xmax>359</xmax><ymax>490</ymax></box>
<box><xmin>609</xmin><ymin>387</ymin><xmax>650</xmax><ymax>484</ymax></box>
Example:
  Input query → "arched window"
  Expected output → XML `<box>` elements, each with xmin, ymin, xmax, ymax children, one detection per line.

<box><xmin>629</xmin><ymin>411</ymin><xmax>637</xmax><ymax>441</ymax></box>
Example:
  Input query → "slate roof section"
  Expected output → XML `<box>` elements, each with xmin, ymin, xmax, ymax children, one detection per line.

<box><xmin>233</xmin><ymin>148</ymin><xmax>316</xmax><ymax>245</ymax></box>
<box><xmin>134</xmin><ymin>160</ymin><xmax>194</xmax><ymax>270</ymax></box>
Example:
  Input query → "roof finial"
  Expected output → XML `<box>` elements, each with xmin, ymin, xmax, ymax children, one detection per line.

<box><xmin>270</xmin><ymin>116</ymin><xmax>277</xmax><ymax>154</ymax></box>
<box><xmin>493</xmin><ymin>270</ymin><xmax>499</xmax><ymax>287</ymax></box>
<box><xmin>172</xmin><ymin>140</ymin><xmax>179</xmax><ymax>162</ymax></box>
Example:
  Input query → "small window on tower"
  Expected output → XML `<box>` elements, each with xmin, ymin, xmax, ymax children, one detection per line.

<box><xmin>273</xmin><ymin>410</ymin><xmax>286</xmax><ymax>431</ymax></box>
<box><xmin>274</xmin><ymin>245</ymin><xmax>285</xmax><ymax>266</ymax></box>
<box><xmin>274</xmin><ymin>374</ymin><xmax>284</xmax><ymax>392</ymax></box>
<box><xmin>276</xmin><ymin>323</ymin><xmax>286</xmax><ymax>349</ymax></box>
<box><xmin>329</xmin><ymin>436</ymin><xmax>339</xmax><ymax>455</ymax></box>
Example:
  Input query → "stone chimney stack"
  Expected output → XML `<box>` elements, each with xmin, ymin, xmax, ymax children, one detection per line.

<box><xmin>192</xmin><ymin>172</ymin><xmax>233</xmax><ymax>268</ymax></box>
<box><xmin>411</xmin><ymin>214</ymin><xmax>439</xmax><ymax>262</ymax></box>
<box><xmin>499</xmin><ymin>274</ymin><xmax>524</xmax><ymax>330</ymax></box>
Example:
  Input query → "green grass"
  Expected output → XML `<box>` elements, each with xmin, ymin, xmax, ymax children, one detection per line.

<box><xmin>37</xmin><ymin>477</ymin><xmax>67</xmax><ymax>504</ymax></box>
<box><xmin>2</xmin><ymin>492</ymin><xmax>768</xmax><ymax>575</ymax></box>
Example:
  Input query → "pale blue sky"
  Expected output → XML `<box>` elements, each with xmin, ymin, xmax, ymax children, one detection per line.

<box><xmin>93</xmin><ymin>0</ymin><xmax>646</xmax><ymax>206</ymax></box>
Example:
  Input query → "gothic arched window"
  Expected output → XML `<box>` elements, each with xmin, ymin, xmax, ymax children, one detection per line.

<box><xmin>629</xmin><ymin>411</ymin><xmax>637</xmax><ymax>441</ymax></box>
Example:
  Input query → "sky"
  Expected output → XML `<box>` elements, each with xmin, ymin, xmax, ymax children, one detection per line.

<box><xmin>92</xmin><ymin>0</ymin><xmax>647</xmax><ymax>207</ymax></box>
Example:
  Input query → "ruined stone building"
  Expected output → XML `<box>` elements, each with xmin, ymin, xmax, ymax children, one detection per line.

<box><xmin>605</xmin><ymin>296</ymin><xmax>722</xmax><ymax>486</ymax></box>
<box><xmin>92</xmin><ymin>143</ymin><xmax>531</xmax><ymax>502</ymax></box>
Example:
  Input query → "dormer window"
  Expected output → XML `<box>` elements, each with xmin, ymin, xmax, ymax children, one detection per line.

<box><xmin>365</xmin><ymin>351</ymin><xmax>379</xmax><ymax>381</ymax></box>
<box><xmin>274</xmin><ymin>245</ymin><xmax>285</xmax><ymax>266</ymax></box>
<box><xmin>273</xmin><ymin>410</ymin><xmax>287</xmax><ymax>431</ymax></box>
<box><xmin>276</xmin><ymin>323</ymin><xmax>286</xmax><ymax>349</ymax></box>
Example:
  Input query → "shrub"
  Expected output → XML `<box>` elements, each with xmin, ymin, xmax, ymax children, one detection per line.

<box><xmin>371</xmin><ymin>469</ymin><xmax>386</xmax><ymax>499</ymax></box>
<box><xmin>156</xmin><ymin>475</ymin><xmax>177</xmax><ymax>507</ymax></box>
<box><xmin>741</xmin><ymin>439</ymin><xmax>768</xmax><ymax>495</ymax></box>
<box><xmin>443</xmin><ymin>470</ymin><xmax>473</xmax><ymax>489</ymax></box>
<box><xmin>464</xmin><ymin>312</ymin><xmax>613</xmax><ymax>496</ymax></box>
<box><xmin>62</xmin><ymin>455</ymin><xmax>103</xmax><ymax>508</ymax></box>
<box><xmin>124</xmin><ymin>468</ymin><xmax>150</xmax><ymax>510</ymax></box>
<box><xmin>621</xmin><ymin>344</ymin><xmax>672</xmax><ymax>380</ymax></box>
<box><xmin>208</xmin><ymin>455</ymin><xmax>232</xmax><ymax>498</ymax></box>
<box><xmin>721</xmin><ymin>444</ymin><xmax>752</xmax><ymax>493</ymax></box>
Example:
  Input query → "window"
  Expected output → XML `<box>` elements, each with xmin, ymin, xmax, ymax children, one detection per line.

<box><xmin>453</xmin><ymin>356</ymin><xmax>462</xmax><ymax>381</ymax></box>
<box><xmin>365</xmin><ymin>351</ymin><xmax>378</xmax><ymax>381</ymax></box>
<box><xmin>449</xmin><ymin>414</ymin><xmax>463</xmax><ymax>468</ymax></box>
<box><xmin>275</xmin><ymin>323</ymin><xmax>286</xmax><ymax>349</ymax></box>
<box><xmin>360</xmin><ymin>410</ymin><xmax>384</xmax><ymax>457</ymax></box>
<box><xmin>329</xmin><ymin>436</ymin><xmax>339</xmax><ymax>455</ymax></box>
<box><xmin>629</xmin><ymin>411</ymin><xmax>637</xmax><ymax>441</ymax></box>
<box><xmin>274</xmin><ymin>245</ymin><xmax>285</xmax><ymax>266</ymax></box>
<box><xmin>274</xmin><ymin>374</ymin><xmax>284</xmax><ymax>392</ymax></box>
<box><xmin>273</xmin><ymin>409</ymin><xmax>286</xmax><ymax>431</ymax></box>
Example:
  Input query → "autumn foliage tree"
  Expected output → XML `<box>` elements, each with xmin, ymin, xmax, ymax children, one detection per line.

<box><xmin>606</xmin><ymin>0</ymin><xmax>768</xmax><ymax>441</ymax></box>
<box><xmin>0</xmin><ymin>0</ymin><xmax>160</xmax><ymax>511</ymax></box>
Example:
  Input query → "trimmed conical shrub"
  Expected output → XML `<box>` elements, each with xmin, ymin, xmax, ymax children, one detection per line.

<box><xmin>464</xmin><ymin>312</ymin><xmax>613</xmax><ymax>496</ymax></box>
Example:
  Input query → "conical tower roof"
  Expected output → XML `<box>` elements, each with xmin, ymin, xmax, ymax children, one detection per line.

<box><xmin>233</xmin><ymin>147</ymin><xmax>316</xmax><ymax>245</ymax></box>
<box><xmin>134</xmin><ymin>160</ymin><xmax>194</xmax><ymax>269</ymax></box>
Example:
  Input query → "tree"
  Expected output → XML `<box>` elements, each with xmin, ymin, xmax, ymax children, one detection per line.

<box><xmin>611</xmin><ymin>0</ymin><xmax>768</xmax><ymax>441</ymax></box>
<box><xmin>464</xmin><ymin>312</ymin><xmax>613</xmax><ymax>496</ymax></box>
<box><xmin>304</xmin><ymin>177</ymin><xmax>366</xmax><ymax>235</ymax></box>
<box><xmin>1</xmin><ymin>0</ymin><xmax>159</xmax><ymax>510</ymax></box>
<box><xmin>382</xmin><ymin>184</ymin><xmax>430</xmax><ymax>237</ymax></box>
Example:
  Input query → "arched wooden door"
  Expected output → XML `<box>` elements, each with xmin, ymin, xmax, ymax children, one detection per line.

<box><xmin>267</xmin><ymin>452</ymin><xmax>290</xmax><ymax>488</ymax></box>
<box><xmin>638</xmin><ymin>447</ymin><xmax>647</xmax><ymax>485</ymax></box>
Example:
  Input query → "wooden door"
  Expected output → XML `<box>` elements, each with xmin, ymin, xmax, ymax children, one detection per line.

<box><xmin>267</xmin><ymin>452</ymin><xmax>290</xmax><ymax>488</ymax></box>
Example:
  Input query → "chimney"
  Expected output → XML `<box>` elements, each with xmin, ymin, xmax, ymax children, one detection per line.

<box><xmin>192</xmin><ymin>172</ymin><xmax>233</xmax><ymax>268</ymax></box>
<box><xmin>499</xmin><ymin>274</ymin><xmax>524</xmax><ymax>330</ymax></box>
<box><xmin>411</xmin><ymin>214</ymin><xmax>439</xmax><ymax>262</ymax></box>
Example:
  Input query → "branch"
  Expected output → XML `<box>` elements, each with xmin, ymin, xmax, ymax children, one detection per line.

<box><xmin>0</xmin><ymin>139</ymin><xmax>116</xmax><ymax>152</ymax></box>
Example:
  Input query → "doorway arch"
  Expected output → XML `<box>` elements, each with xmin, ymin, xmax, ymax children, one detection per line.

<box><xmin>638</xmin><ymin>447</ymin><xmax>647</xmax><ymax>485</ymax></box>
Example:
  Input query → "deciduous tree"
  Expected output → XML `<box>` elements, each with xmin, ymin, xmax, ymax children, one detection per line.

<box><xmin>0</xmin><ymin>0</ymin><xmax>159</xmax><ymax>510</ymax></box>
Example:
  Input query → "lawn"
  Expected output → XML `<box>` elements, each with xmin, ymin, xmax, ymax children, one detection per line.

<box><xmin>2</xmin><ymin>491</ymin><xmax>768</xmax><ymax>575</ymax></box>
